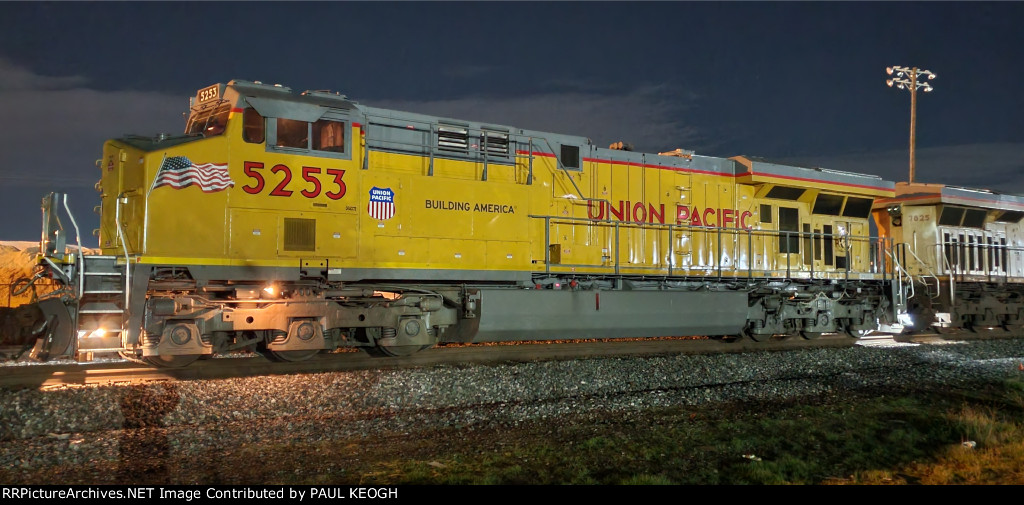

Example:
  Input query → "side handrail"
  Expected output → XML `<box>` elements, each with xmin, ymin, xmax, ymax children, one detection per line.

<box><xmin>528</xmin><ymin>136</ymin><xmax>587</xmax><ymax>199</ymax></box>
<box><xmin>359</xmin><ymin>117</ymin><xmax>614</xmax><ymax>209</ymax></box>
<box><xmin>884</xmin><ymin>246</ymin><xmax>914</xmax><ymax>306</ymax></box>
<box><xmin>900</xmin><ymin>244</ymin><xmax>941</xmax><ymax>298</ymax></box>
<box><xmin>531</xmin><ymin>213</ymin><xmax>887</xmax><ymax>279</ymax></box>
<box><xmin>61</xmin><ymin>194</ymin><xmax>85</xmax><ymax>300</ymax></box>
<box><xmin>938</xmin><ymin>246</ymin><xmax>956</xmax><ymax>307</ymax></box>
<box><xmin>361</xmin><ymin>115</ymin><xmax>514</xmax><ymax>178</ymax></box>
<box><xmin>114</xmin><ymin>193</ymin><xmax>132</xmax><ymax>322</ymax></box>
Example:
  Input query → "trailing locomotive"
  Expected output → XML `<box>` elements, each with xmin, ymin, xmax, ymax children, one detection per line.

<box><xmin>24</xmin><ymin>80</ymin><xmax>903</xmax><ymax>367</ymax></box>
<box><xmin>874</xmin><ymin>183</ymin><xmax>1024</xmax><ymax>332</ymax></box>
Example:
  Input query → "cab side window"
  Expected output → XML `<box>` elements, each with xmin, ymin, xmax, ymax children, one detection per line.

<box><xmin>242</xmin><ymin>108</ymin><xmax>265</xmax><ymax>144</ymax></box>
<box><xmin>276</xmin><ymin>118</ymin><xmax>309</xmax><ymax>148</ymax></box>
<box><xmin>313</xmin><ymin>119</ymin><xmax>345</xmax><ymax>153</ymax></box>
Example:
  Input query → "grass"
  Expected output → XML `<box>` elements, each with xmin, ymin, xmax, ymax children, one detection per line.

<box><xmin>331</xmin><ymin>380</ymin><xmax>1024</xmax><ymax>485</ymax></box>
<box><xmin>4</xmin><ymin>380</ymin><xmax>1024</xmax><ymax>485</ymax></box>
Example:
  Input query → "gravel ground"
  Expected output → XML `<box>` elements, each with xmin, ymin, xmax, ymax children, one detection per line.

<box><xmin>1</xmin><ymin>338</ymin><xmax>1023</xmax><ymax>481</ymax></box>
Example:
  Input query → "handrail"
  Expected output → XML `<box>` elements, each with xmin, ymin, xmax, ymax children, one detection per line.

<box><xmin>114</xmin><ymin>194</ymin><xmax>132</xmax><ymax>327</ymax></box>
<box><xmin>936</xmin><ymin>232</ymin><xmax>1022</xmax><ymax>277</ymax></box>
<box><xmin>521</xmin><ymin>136</ymin><xmax>614</xmax><ymax>216</ymax></box>
<box><xmin>61</xmin><ymin>194</ymin><xmax>85</xmax><ymax>300</ymax></box>
<box><xmin>359</xmin><ymin>116</ymin><xmax>600</xmax><ymax>199</ymax></box>
<box><xmin>358</xmin><ymin>117</ymin><xmax>622</xmax><ymax>211</ymax></box>
<box><xmin>530</xmin><ymin>213</ymin><xmax>889</xmax><ymax>279</ymax></box>
<box><xmin>940</xmin><ymin>248</ymin><xmax>956</xmax><ymax>307</ymax></box>
<box><xmin>527</xmin><ymin>136</ymin><xmax>586</xmax><ymax>199</ymax></box>
<box><xmin>361</xmin><ymin>115</ymin><xmax>516</xmax><ymax>176</ymax></box>
<box><xmin>884</xmin><ymin>246</ymin><xmax>914</xmax><ymax>308</ymax></box>
<box><xmin>900</xmin><ymin>243</ymin><xmax>941</xmax><ymax>298</ymax></box>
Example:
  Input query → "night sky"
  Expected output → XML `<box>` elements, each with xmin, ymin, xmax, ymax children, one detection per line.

<box><xmin>1</xmin><ymin>2</ymin><xmax>1022</xmax><ymax>242</ymax></box>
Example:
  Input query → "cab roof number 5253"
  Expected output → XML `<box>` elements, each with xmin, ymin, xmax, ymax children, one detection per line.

<box><xmin>197</xmin><ymin>85</ymin><xmax>219</xmax><ymax>103</ymax></box>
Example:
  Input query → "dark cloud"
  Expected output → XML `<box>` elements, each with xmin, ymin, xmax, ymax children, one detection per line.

<box><xmin>0</xmin><ymin>61</ymin><xmax>183</xmax><ymax>187</ymax></box>
<box><xmin>0</xmin><ymin>57</ymin><xmax>88</xmax><ymax>91</ymax></box>
<box><xmin>0</xmin><ymin>61</ymin><xmax>184</xmax><ymax>240</ymax></box>
<box><xmin>440</xmin><ymin>65</ymin><xmax>500</xmax><ymax>80</ymax></box>
<box><xmin>783</xmin><ymin>142</ymin><xmax>1024</xmax><ymax>193</ymax></box>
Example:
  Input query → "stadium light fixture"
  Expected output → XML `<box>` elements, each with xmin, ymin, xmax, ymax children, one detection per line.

<box><xmin>885</xmin><ymin>65</ymin><xmax>937</xmax><ymax>183</ymax></box>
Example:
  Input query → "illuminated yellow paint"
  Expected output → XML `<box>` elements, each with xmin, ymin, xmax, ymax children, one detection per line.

<box><xmin>96</xmin><ymin>94</ymin><xmax>894</xmax><ymax>281</ymax></box>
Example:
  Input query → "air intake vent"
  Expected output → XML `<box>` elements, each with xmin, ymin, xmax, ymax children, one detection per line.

<box><xmin>284</xmin><ymin>218</ymin><xmax>316</xmax><ymax>251</ymax></box>
<box><xmin>438</xmin><ymin>125</ymin><xmax>468</xmax><ymax>153</ymax></box>
<box><xmin>482</xmin><ymin>130</ymin><xmax>509</xmax><ymax>157</ymax></box>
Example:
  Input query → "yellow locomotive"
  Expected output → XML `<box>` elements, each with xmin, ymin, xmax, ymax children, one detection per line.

<box><xmin>29</xmin><ymin>80</ymin><xmax>900</xmax><ymax>366</ymax></box>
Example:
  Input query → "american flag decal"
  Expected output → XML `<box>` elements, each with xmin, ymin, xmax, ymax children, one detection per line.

<box><xmin>152</xmin><ymin>156</ymin><xmax>234</xmax><ymax>192</ymax></box>
<box><xmin>368</xmin><ymin>187</ymin><xmax>395</xmax><ymax>220</ymax></box>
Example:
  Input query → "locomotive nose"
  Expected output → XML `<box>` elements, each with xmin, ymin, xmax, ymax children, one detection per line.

<box><xmin>96</xmin><ymin>140</ymin><xmax>149</xmax><ymax>253</ymax></box>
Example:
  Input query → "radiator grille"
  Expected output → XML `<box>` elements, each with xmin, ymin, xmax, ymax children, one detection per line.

<box><xmin>438</xmin><ymin>125</ymin><xmax>468</xmax><ymax>153</ymax></box>
<box><xmin>284</xmin><ymin>218</ymin><xmax>316</xmax><ymax>252</ymax></box>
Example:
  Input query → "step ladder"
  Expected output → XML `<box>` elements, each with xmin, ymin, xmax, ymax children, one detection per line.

<box><xmin>73</xmin><ymin>255</ymin><xmax>130</xmax><ymax>358</ymax></box>
<box><xmin>885</xmin><ymin>246</ymin><xmax>914</xmax><ymax>314</ymax></box>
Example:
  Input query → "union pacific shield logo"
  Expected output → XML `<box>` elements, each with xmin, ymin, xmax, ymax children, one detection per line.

<box><xmin>368</xmin><ymin>187</ymin><xmax>395</xmax><ymax>220</ymax></box>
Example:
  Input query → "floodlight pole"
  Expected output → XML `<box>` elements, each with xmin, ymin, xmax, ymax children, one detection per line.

<box><xmin>908</xmin><ymin>67</ymin><xmax>917</xmax><ymax>184</ymax></box>
<box><xmin>886</xmin><ymin>66</ymin><xmax>936</xmax><ymax>184</ymax></box>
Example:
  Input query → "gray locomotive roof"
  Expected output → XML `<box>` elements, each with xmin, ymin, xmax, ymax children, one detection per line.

<box><xmin>357</xmin><ymin>105</ymin><xmax>593</xmax><ymax>153</ymax></box>
<box><xmin>585</xmin><ymin>146</ymin><xmax>740</xmax><ymax>176</ymax></box>
<box><xmin>229</xmin><ymin>80</ymin><xmax>738</xmax><ymax>169</ymax></box>
<box><xmin>232</xmin><ymin>80</ymin><xmax>359</xmax><ymax>122</ymax></box>
<box><xmin>892</xmin><ymin>183</ymin><xmax>1024</xmax><ymax>211</ymax></box>
<box><xmin>229</xmin><ymin>80</ymin><xmax>591</xmax><ymax>150</ymax></box>
<box><xmin>734</xmin><ymin>156</ymin><xmax>895</xmax><ymax>191</ymax></box>
<box><xmin>225</xmin><ymin>80</ymin><xmax>900</xmax><ymax>185</ymax></box>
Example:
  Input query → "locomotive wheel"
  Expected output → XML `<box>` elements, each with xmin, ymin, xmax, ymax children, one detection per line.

<box><xmin>747</xmin><ymin>332</ymin><xmax>774</xmax><ymax>342</ymax></box>
<box><xmin>144</xmin><ymin>354</ymin><xmax>201</xmax><ymax>368</ymax></box>
<box><xmin>359</xmin><ymin>327</ymin><xmax>433</xmax><ymax>358</ymax></box>
<box><xmin>718</xmin><ymin>326</ymin><xmax>748</xmax><ymax>343</ymax></box>
<box><xmin>373</xmin><ymin>344</ymin><xmax>429</xmax><ymax>357</ymax></box>
<box><xmin>262</xmin><ymin>349</ymin><xmax>320</xmax><ymax>362</ymax></box>
<box><xmin>800</xmin><ymin>331</ymin><xmax>824</xmax><ymax>340</ymax></box>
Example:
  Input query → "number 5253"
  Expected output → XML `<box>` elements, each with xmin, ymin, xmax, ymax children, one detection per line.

<box><xmin>241</xmin><ymin>161</ymin><xmax>346</xmax><ymax>200</ymax></box>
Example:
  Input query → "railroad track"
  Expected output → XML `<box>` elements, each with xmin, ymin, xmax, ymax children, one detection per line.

<box><xmin>4</xmin><ymin>328</ymin><xmax>1020</xmax><ymax>390</ymax></box>
<box><xmin>0</xmin><ymin>336</ymin><xmax>858</xmax><ymax>389</ymax></box>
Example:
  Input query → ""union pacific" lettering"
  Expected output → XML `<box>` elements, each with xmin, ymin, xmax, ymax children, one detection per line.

<box><xmin>587</xmin><ymin>200</ymin><xmax>753</xmax><ymax>229</ymax></box>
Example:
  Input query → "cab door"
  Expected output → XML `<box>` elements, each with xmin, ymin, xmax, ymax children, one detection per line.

<box><xmin>829</xmin><ymin>220</ymin><xmax>859</xmax><ymax>273</ymax></box>
<box><xmin>777</xmin><ymin>206</ymin><xmax>802</xmax><ymax>273</ymax></box>
<box><xmin>807</xmin><ymin>214</ymin><xmax>830</xmax><ymax>276</ymax></box>
<box><xmin>845</xmin><ymin>220</ymin><xmax>868</xmax><ymax>272</ymax></box>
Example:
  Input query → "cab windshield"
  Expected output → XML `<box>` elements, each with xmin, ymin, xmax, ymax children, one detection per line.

<box><xmin>185</xmin><ymin>101</ymin><xmax>231</xmax><ymax>137</ymax></box>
